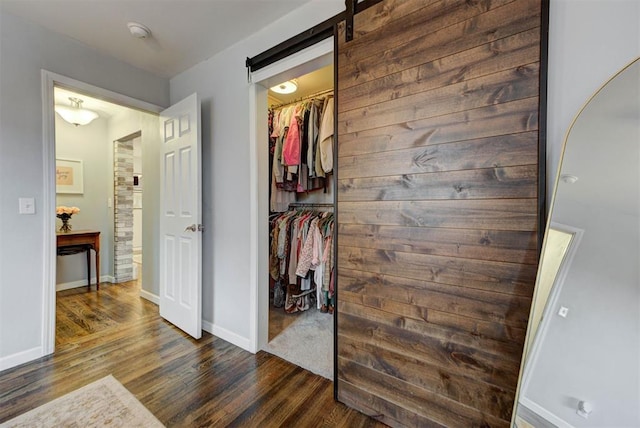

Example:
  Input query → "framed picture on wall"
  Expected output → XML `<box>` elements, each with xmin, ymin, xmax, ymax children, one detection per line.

<box><xmin>55</xmin><ymin>158</ymin><xmax>83</xmax><ymax>194</ymax></box>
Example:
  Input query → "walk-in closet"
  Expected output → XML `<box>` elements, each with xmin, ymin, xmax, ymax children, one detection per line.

<box><xmin>263</xmin><ymin>64</ymin><xmax>335</xmax><ymax>379</ymax></box>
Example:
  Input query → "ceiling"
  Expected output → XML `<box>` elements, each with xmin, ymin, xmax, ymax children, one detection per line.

<box><xmin>1</xmin><ymin>0</ymin><xmax>311</xmax><ymax>79</ymax></box>
<box><xmin>55</xmin><ymin>64</ymin><xmax>335</xmax><ymax>122</ymax></box>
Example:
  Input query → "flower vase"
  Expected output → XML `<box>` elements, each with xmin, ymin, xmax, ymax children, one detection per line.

<box><xmin>60</xmin><ymin>217</ymin><xmax>72</xmax><ymax>233</ymax></box>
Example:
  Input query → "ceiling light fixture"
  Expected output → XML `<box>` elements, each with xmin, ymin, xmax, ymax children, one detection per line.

<box><xmin>55</xmin><ymin>97</ymin><xmax>99</xmax><ymax>127</ymax></box>
<box><xmin>127</xmin><ymin>22</ymin><xmax>151</xmax><ymax>39</ymax></box>
<box><xmin>270</xmin><ymin>79</ymin><xmax>298</xmax><ymax>94</ymax></box>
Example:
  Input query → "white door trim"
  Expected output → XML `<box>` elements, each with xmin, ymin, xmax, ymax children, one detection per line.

<box><xmin>41</xmin><ymin>70</ymin><xmax>163</xmax><ymax>356</ymax></box>
<box><xmin>247</xmin><ymin>38</ymin><xmax>333</xmax><ymax>353</ymax></box>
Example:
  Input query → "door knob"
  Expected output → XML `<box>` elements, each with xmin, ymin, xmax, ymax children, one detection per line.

<box><xmin>185</xmin><ymin>224</ymin><xmax>197</xmax><ymax>232</ymax></box>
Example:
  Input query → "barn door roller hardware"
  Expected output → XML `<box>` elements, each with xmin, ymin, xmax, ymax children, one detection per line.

<box><xmin>345</xmin><ymin>0</ymin><xmax>358</xmax><ymax>42</ymax></box>
<box><xmin>245</xmin><ymin>0</ymin><xmax>382</xmax><ymax>76</ymax></box>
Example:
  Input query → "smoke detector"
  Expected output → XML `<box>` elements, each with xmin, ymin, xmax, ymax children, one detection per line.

<box><xmin>127</xmin><ymin>22</ymin><xmax>151</xmax><ymax>39</ymax></box>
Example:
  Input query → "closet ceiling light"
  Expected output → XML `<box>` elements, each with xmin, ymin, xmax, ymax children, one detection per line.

<box><xmin>55</xmin><ymin>97</ymin><xmax>99</xmax><ymax>127</ymax></box>
<box><xmin>270</xmin><ymin>80</ymin><xmax>298</xmax><ymax>94</ymax></box>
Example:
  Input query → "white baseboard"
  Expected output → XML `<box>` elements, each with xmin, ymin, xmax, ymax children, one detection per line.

<box><xmin>206</xmin><ymin>322</ymin><xmax>254</xmax><ymax>353</ymax></box>
<box><xmin>0</xmin><ymin>346</ymin><xmax>43</xmax><ymax>373</ymax></box>
<box><xmin>56</xmin><ymin>275</ymin><xmax>114</xmax><ymax>291</ymax></box>
<box><xmin>520</xmin><ymin>397</ymin><xmax>574</xmax><ymax>428</ymax></box>
<box><xmin>202</xmin><ymin>320</ymin><xmax>214</xmax><ymax>334</ymax></box>
<box><xmin>139</xmin><ymin>289</ymin><xmax>159</xmax><ymax>305</ymax></box>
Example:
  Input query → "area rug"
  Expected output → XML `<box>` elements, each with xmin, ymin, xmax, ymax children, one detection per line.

<box><xmin>1</xmin><ymin>375</ymin><xmax>164</xmax><ymax>427</ymax></box>
<box><xmin>264</xmin><ymin>308</ymin><xmax>334</xmax><ymax>380</ymax></box>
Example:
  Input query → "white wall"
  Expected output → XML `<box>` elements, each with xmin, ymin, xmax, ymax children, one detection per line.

<box><xmin>170</xmin><ymin>0</ymin><xmax>342</xmax><ymax>347</ymax></box>
<box><xmin>546</xmin><ymin>0</ymin><xmax>640</xmax><ymax>200</ymax></box>
<box><xmin>55</xmin><ymin>115</ymin><xmax>113</xmax><ymax>287</ymax></box>
<box><xmin>0</xmin><ymin>10</ymin><xmax>168</xmax><ymax>368</ymax></box>
<box><xmin>133</xmin><ymin>207</ymin><xmax>142</xmax><ymax>251</ymax></box>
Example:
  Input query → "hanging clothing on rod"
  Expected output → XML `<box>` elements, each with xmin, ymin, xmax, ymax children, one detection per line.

<box><xmin>269</xmin><ymin>206</ymin><xmax>335</xmax><ymax>314</ymax></box>
<box><xmin>269</xmin><ymin>91</ymin><xmax>334</xmax><ymax>212</ymax></box>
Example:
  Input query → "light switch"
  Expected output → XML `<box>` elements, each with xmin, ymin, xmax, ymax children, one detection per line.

<box><xmin>558</xmin><ymin>306</ymin><xmax>569</xmax><ymax>318</ymax></box>
<box><xmin>19</xmin><ymin>197</ymin><xmax>35</xmax><ymax>214</ymax></box>
<box><xmin>107</xmin><ymin>198</ymin><xmax>112</xmax><ymax>208</ymax></box>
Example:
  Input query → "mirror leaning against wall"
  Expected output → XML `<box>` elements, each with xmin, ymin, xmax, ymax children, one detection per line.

<box><xmin>514</xmin><ymin>58</ymin><xmax>640</xmax><ymax>428</ymax></box>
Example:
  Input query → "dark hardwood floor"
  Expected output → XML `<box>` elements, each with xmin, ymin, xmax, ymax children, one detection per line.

<box><xmin>0</xmin><ymin>281</ymin><xmax>383</xmax><ymax>427</ymax></box>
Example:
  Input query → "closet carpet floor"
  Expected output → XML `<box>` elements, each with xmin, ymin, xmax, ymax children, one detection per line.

<box><xmin>266</xmin><ymin>305</ymin><xmax>334</xmax><ymax>380</ymax></box>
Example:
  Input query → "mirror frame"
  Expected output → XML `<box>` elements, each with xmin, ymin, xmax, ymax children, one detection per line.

<box><xmin>511</xmin><ymin>56</ymin><xmax>640</xmax><ymax>427</ymax></box>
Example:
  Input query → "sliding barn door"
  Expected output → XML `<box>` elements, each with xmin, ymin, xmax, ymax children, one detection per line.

<box><xmin>336</xmin><ymin>0</ymin><xmax>543</xmax><ymax>426</ymax></box>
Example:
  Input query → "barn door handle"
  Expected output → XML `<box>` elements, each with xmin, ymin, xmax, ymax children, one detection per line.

<box><xmin>185</xmin><ymin>224</ymin><xmax>197</xmax><ymax>232</ymax></box>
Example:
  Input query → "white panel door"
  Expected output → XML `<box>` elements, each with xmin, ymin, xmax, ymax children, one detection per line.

<box><xmin>159</xmin><ymin>93</ymin><xmax>202</xmax><ymax>339</ymax></box>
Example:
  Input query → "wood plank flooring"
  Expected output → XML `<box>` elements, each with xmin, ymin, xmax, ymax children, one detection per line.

<box><xmin>0</xmin><ymin>282</ymin><xmax>383</xmax><ymax>427</ymax></box>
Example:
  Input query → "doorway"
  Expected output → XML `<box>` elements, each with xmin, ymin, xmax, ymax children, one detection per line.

<box><xmin>265</xmin><ymin>64</ymin><xmax>335</xmax><ymax>379</ymax></box>
<box><xmin>42</xmin><ymin>70</ymin><xmax>164</xmax><ymax>354</ymax></box>
<box><xmin>249</xmin><ymin>38</ymin><xmax>335</xmax><ymax>378</ymax></box>
<box><xmin>520</xmin><ymin>222</ymin><xmax>584</xmax><ymax>390</ymax></box>
<box><xmin>53</xmin><ymin>86</ymin><xmax>157</xmax><ymax>345</ymax></box>
<box><xmin>54</xmin><ymin>87</ymin><xmax>133</xmax><ymax>288</ymax></box>
<box><xmin>113</xmin><ymin>131</ymin><xmax>142</xmax><ymax>285</ymax></box>
<box><xmin>525</xmin><ymin>224</ymin><xmax>582</xmax><ymax>351</ymax></box>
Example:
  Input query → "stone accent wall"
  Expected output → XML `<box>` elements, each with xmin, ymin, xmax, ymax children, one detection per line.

<box><xmin>114</xmin><ymin>139</ymin><xmax>134</xmax><ymax>282</ymax></box>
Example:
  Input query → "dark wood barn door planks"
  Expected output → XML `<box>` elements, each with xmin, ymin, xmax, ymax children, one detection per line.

<box><xmin>335</xmin><ymin>0</ymin><xmax>543</xmax><ymax>426</ymax></box>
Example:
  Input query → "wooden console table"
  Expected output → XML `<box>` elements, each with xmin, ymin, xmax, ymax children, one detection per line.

<box><xmin>56</xmin><ymin>230</ymin><xmax>101</xmax><ymax>290</ymax></box>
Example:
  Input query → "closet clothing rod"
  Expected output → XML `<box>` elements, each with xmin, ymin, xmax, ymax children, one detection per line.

<box><xmin>288</xmin><ymin>202</ymin><xmax>334</xmax><ymax>209</ymax></box>
<box><xmin>270</xmin><ymin>89</ymin><xmax>333</xmax><ymax>110</ymax></box>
